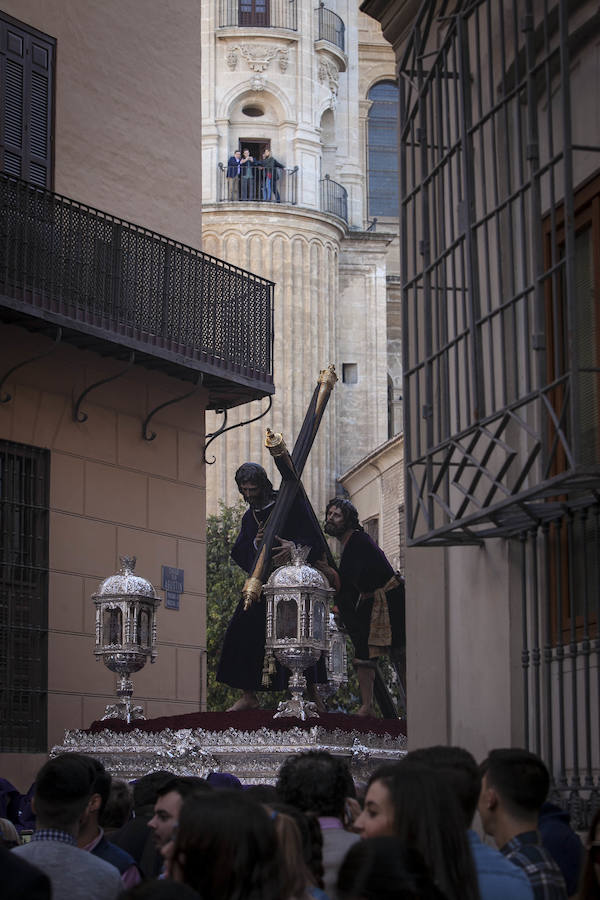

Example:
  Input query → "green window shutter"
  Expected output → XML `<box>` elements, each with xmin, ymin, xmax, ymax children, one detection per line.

<box><xmin>0</xmin><ymin>13</ymin><xmax>54</xmax><ymax>188</ymax></box>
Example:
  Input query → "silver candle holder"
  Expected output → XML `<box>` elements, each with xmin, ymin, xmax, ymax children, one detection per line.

<box><xmin>92</xmin><ymin>556</ymin><xmax>161</xmax><ymax>723</ymax></box>
<box><xmin>263</xmin><ymin>545</ymin><xmax>335</xmax><ymax>720</ymax></box>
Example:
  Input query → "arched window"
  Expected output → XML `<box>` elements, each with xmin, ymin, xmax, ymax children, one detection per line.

<box><xmin>367</xmin><ymin>80</ymin><xmax>399</xmax><ymax>218</ymax></box>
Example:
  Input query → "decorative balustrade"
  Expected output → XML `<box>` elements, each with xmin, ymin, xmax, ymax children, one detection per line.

<box><xmin>319</xmin><ymin>175</ymin><xmax>348</xmax><ymax>223</ymax></box>
<box><xmin>0</xmin><ymin>174</ymin><xmax>274</xmax><ymax>392</ymax></box>
<box><xmin>217</xmin><ymin>163</ymin><xmax>298</xmax><ymax>205</ymax></box>
<box><xmin>315</xmin><ymin>5</ymin><xmax>345</xmax><ymax>52</ymax></box>
<box><xmin>218</xmin><ymin>0</ymin><xmax>298</xmax><ymax>30</ymax></box>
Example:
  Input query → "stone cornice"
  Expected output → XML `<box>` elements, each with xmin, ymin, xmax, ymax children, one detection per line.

<box><xmin>202</xmin><ymin>203</ymin><xmax>347</xmax><ymax>241</ymax></box>
<box><xmin>359</xmin><ymin>0</ymin><xmax>421</xmax><ymax>51</ymax></box>
<box><xmin>216</xmin><ymin>26</ymin><xmax>298</xmax><ymax>44</ymax></box>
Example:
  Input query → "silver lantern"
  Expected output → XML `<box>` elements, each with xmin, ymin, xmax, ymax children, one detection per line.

<box><xmin>315</xmin><ymin>612</ymin><xmax>349</xmax><ymax>704</ymax></box>
<box><xmin>92</xmin><ymin>556</ymin><xmax>161</xmax><ymax>723</ymax></box>
<box><xmin>263</xmin><ymin>544</ymin><xmax>334</xmax><ymax>720</ymax></box>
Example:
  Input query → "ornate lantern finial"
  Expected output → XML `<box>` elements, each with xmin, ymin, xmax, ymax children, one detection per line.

<box><xmin>262</xmin><ymin>544</ymin><xmax>335</xmax><ymax>720</ymax></box>
<box><xmin>92</xmin><ymin>556</ymin><xmax>161</xmax><ymax>723</ymax></box>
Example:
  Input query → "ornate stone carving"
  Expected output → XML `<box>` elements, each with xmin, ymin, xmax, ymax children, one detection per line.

<box><xmin>250</xmin><ymin>75</ymin><xmax>266</xmax><ymax>92</ymax></box>
<box><xmin>226</xmin><ymin>44</ymin><xmax>289</xmax><ymax>74</ymax></box>
<box><xmin>318</xmin><ymin>59</ymin><xmax>340</xmax><ymax>96</ymax></box>
<box><xmin>226</xmin><ymin>47</ymin><xmax>238</xmax><ymax>70</ymax></box>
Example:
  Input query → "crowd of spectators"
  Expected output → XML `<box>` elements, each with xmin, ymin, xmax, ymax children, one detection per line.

<box><xmin>2</xmin><ymin>745</ymin><xmax>596</xmax><ymax>900</ymax></box>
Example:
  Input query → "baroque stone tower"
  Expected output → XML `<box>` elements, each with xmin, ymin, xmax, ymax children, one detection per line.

<box><xmin>202</xmin><ymin>1</ymin><xmax>401</xmax><ymax>516</ymax></box>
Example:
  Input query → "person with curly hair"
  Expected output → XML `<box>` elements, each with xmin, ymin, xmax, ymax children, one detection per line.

<box><xmin>317</xmin><ymin>497</ymin><xmax>405</xmax><ymax>716</ymax></box>
<box><xmin>277</xmin><ymin>751</ymin><xmax>359</xmax><ymax>893</ymax></box>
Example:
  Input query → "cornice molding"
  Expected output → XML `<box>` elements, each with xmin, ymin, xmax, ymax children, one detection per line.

<box><xmin>359</xmin><ymin>0</ymin><xmax>421</xmax><ymax>51</ymax></box>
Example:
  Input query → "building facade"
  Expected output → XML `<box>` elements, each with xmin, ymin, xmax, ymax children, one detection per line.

<box><xmin>362</xmin><ymin>0</ymin><xmax>600</xmax><ymax>825</ymax></box>
<box><xmin>201</xmin><ymin>1</ymin><xmax>403</xmax><ymax>517</ymax></box>
<box><xmin>0</xmin><ymin>1</ymin><xmax>273</xmax><ymax>790</ymax></box>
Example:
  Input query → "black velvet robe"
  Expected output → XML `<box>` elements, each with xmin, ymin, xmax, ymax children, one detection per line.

<box><xmin>216</xmin><ymin>493</ymin><xmax>327</xmax><ymax>691</ymax></box>
<box><xmin>337</xmin><ymin>530</ymin><xmax>405</xmax><ymax>660</ymax></box>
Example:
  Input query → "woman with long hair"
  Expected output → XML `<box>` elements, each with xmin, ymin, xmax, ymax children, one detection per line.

<box><xmin>352</xmin><ymin>763</ymin><xmax>480</xmax><ymax>900</ymax></box>
<box><xmin>267</xmin><ymin>802</ymin><xmax>328</xmax><ymax>900</ymax></box>
<box><xmin>338</xmin><ymin>836</ymin><xmax>448</xmax><ymax>900</ymax></box>
<box><xmin>171</xmin><ymin>791</ymin><xmax>281</xmax><ymax>900</ymax></box>
<box><xmin>580</xmin><ymin>808</ymin><xmax>600</xmax><ymax>900</ymax></box>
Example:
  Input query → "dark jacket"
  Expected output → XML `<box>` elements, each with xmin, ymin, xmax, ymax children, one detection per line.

<box><xmin>227</xmin><ymin>155</ymin><xmax>241</xmax><ymax>177</ymax></box>
<box><xmin>538</xmin><ymin>802</ymin><xmax>584</xmax><ymax>896</ymax></box>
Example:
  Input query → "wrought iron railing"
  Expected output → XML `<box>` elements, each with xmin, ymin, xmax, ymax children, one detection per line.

<box><xmin>218</xmin><ymin>0</ymin><xmax>298</xmax><ymax>30</ymax></box>
<box><xmin>315</xmin><ymin>5</ymin><xmax>345</xmax><ymax>52</ymax></box>
<box><xmin>0</xmin><ymin>175</ymin><xmax>274</xmax><ymax>390</ymax></box>
<box><xmin>320</xmin><ymin>175</ymin><xmax>348</xmax><ymax>223</ymax></box>
<box><xmin>217</xmin><ymin>163</ymin><xmax>298</xmax><ymax>205</ymax></box>
<box><xmin>398</xmin><ymin>0</ymin><xmax>600</xmax><ymax>547</ymax></box>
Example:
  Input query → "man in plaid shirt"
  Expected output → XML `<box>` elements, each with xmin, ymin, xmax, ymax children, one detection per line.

<box><xmin>478</xmin><ymin>749</ymin><xmax>567</xmax><ymax>900</ymax></box>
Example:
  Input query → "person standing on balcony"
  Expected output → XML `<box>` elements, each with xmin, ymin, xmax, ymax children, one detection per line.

<box><xmin>240</xmin><ymin>148</ymin><xmax>255</xmax><ymax>200</ymax></box>
<box><xmin>226</xmin><ymin>150</ymin><xmax>242</xmax><ymax>200</ymax></box>
<box><xmin>260</xmin><ymin>148</ymin><xmax>284</xmax><ymax>202</ymax></box>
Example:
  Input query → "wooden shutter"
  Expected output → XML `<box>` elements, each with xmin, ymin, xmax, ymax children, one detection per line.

<box><xmin>0</xmin><ymin>13</ymin><xmax>54</xmax><ymax>188</ymax></box>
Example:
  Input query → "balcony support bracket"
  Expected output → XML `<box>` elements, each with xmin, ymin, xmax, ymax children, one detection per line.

<box><xmin>142</xmin><ymin>373</ymin><xmax>203</xmax><ymax>442</ymax></box>
<box><xmin>73</xmin><ymin>351</ymin><xmax>136</xmax><ymax>424</ymax></box>
<box><xmin>203</xmin><ymin>395</ymin><xmax>273</xmax><ymax>465</ymax></box>
<box><xmin>0</xmin><ymin>326</ymin><xmax>63</xmax><ymax>404</ymax></box>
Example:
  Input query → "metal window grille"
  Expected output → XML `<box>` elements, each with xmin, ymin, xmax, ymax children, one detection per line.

<box><xmin>518</xmin><ymin>502</ymin><xmax>600</xmax><ymax>827</ymax></box>
<box><xmin>0</xmin><ymin>439</ymin><xmax>49</xmax><ymax>752</ymax></box>
<box><xmin>399</xmin><ymin>0</ymin><xmax>600</xmax><ymax>546</ymax></box>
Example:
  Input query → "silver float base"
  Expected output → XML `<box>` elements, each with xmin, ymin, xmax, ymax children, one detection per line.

<box><xmin>52</xmin><ymin>722</ymin><xmax>406</xmax><ymax>784</ymax></box>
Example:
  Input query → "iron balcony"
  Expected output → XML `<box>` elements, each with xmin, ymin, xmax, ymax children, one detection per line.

<box><xmin>0</xmin><ymin>174</ymin><xmax>274</xmax><ymax>408</ymax></box>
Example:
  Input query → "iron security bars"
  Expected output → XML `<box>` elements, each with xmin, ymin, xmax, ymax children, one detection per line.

<box><xmin>320</xmin><ymin>175</ymin><xmax>348</xmax><ymax>223</ymax></box>
<box><xmin>399</xmin><ymin>0</ymin><xmax>600</xmax><ymax>546</ymax></box>
<box><xmin>316</xmin><ymin>5</ymin><xmax>345</xmax><ymax>53</ymax></box>
<box><xmin>0</xmin><ymin>440</ymin><xmax>49</xmax><ymax>753</ymax></box>
<box><xmin>518</xmin><ymin>502</ymin><xmax>600</xmax><ymax>829</ymax></box>
<box><xmin>0</xmin><ymin>175</ymin><xmax>274</xmax><ymax>392</ymax></box>
<box><xmin>218</xmin><ymin>0</ymin><xmax>298</xmax><ymax>30</ymax></box>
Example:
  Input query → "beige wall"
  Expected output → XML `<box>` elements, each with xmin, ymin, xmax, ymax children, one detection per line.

<box><xmin>5</xmin><ymin>0</ymin><xmax>203</xmax><ymax>248</ymax></box>
<box><xmin>340</xmin><ymin>433</ymin><xmax>404</xmax><ymax>571</ymax></box>
<box><xmin>0</xmin><ymin>325</ymin><xmax>208</xmax><ymax>790</ymax></box>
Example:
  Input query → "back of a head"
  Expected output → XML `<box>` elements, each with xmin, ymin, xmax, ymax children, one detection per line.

<box><xmin>269</xmin><ymin>801</ymin><xmax>325</xmax><ymax>888</ymax></box>
<box><xmin>100</xmin><ymin>779</ymin><xmax>133</xmax><ymax>831</ymax></box>
<box><xmin>405</xmin><ymin>746</ymin><xmax>480</xmax><ymax>828</ymax></box>
<box><xmin>338</xmin><ymin>837</ymin><xmax>447</xmax><ymax>900</ymax></box>
<box><xmin>132</xmin><ymin>771</ymin><xmax>174</xmax><ymax>814</ymax></box>
<box><xmin>277</xmin><ymin>751</ymin><xmax>351</xmax><ymax>818</ymax></box>
<box><xmin>86</xmin><ymin>755</ymin><xmax>112</xmax><ymax>817</ymax></box>
<box><xmin>0</xmin><ymin>817</ymin><xmax>20</xmax><ymax>848</ymax></box>
<box><xmin>267</xmin><ymin>805</ymin><xmax>311</xmax><ymax>900</ymax></box>
<box><xmin>173</xmin><ymin>791</ymin><xmax>280</xmax><ymax>900</ymax></box>
<box><xmin>371</xmin><ymin>762</ymin><xmax>479</xmax><ymax>900</ymax></box>
<box><xmin>482</xmin><ymin>748</ymin><xmax>550</xmax><ymax>818</ymax></box>
<box><xmin>121</xmin><ymin>881</ymin><xmax>201</xmax><ymax>900</ymax></box>
<box><xmin>34</xmin><ymin>753</ymin><xmax>95</xmax><ymax>830</ymax></box>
